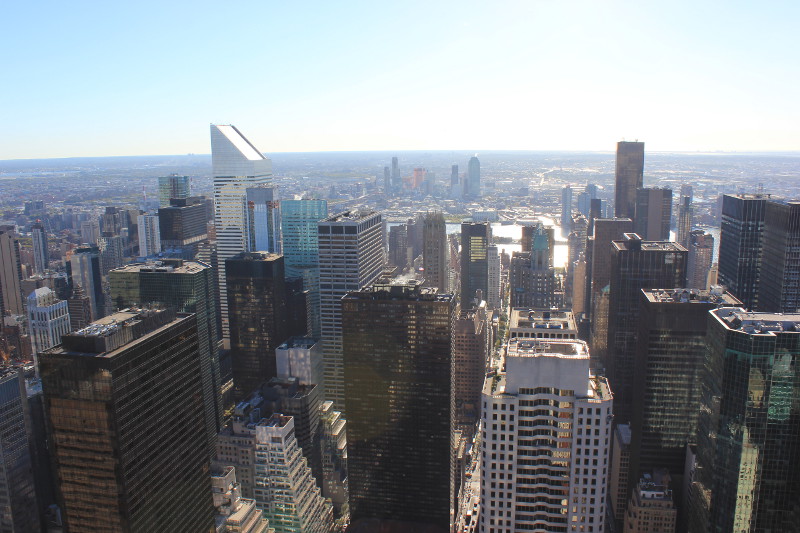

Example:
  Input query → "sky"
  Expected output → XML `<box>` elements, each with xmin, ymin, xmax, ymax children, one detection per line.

<box><xmin>2</xmin><ymin>1</ymin><xmax>799</xmax><ymax>159</ymax></box>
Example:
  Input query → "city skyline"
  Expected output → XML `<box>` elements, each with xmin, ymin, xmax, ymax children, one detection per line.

<box><xmin>3</xmin><ymin>1</ymin><xmax>800</xmax><ymax>159</ymax></box>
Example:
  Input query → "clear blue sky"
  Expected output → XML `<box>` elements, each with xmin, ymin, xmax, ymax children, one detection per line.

<box><xmin>2</xmin><ymin>1</ymin><xmax>799</xmax><ymax>159</ymax></box>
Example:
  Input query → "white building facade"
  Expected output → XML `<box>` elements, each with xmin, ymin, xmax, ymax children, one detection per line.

<box><xmin>211</xmin><ymin>124</ymin><xmax>273</xmax><ymax>344</ymax></box>
<box><xmin>137</xmin><ymin>214</ymin><xmax>161</xmax><ymax>257</ymax></box>
<box><xmin>487</xmin><ymin>244</ymin><xmax>502</xmax><ymax>310</ymax></box>
<box><xmin>27</xmin><ymin>287</ymin><xmax>71</xmax><ymax>359</ymax></box>
<box><xmin>480</xmin><ymin>338</ymin><xmax>613</xmax><ymax>533</ymax></box>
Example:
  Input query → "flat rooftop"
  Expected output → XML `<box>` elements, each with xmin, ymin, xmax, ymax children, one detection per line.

<box><xmin>112</xmin><ymin>260</ymin><xmax>210</xmax><ymax>275</ymax></box>
<box><xmin>507</xmin><ymin>338</ymin><xmax>589</xmax><ymax>358</ymax></box>
<box><xmin>321</xmin><ymin>210</ymin><xmax>379</xmax><ymax>223</ymax></box>
<box><xmin>509</xmin><ymin>307</ymin><xmax>576</xmax><ymax>331</ymax></box>
<box><xmin>344</xmin><ymin>280</ymin><xmax>453</xmax><ymax>302</ymax></box>
<box><xmin>643</xmin><ymin>288</ymin><xmax>741</xmax><ymax>306</ymax></box>
<box><xmin>712</xmin><ymin>308</ymin><xmax>800</xmax><ymax>335</ymax></box>
<box><xmin>277</xmin><ymin>337</ymin><xmax>318</xmax><ymax>350</ymax></box>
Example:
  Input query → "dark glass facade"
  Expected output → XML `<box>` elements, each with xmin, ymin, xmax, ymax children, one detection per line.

<box><xmin>606</xmin><ymin>235</ymin><xmax>687</xmax><ymax>422</ymax></box>
<box><xmin>759</xmin><ymin>201</ymin><xmax>800</xmax><ymax>313</ymax></box>
<box><xmin>40</xmin><ymin>310</ymin><xmax>214</xmax><ymax>533</ymax></box>
<box><xmin>634</xmin><ymin>187</ymin><xmax>673</xmax><ymax>241</ymax></box>
<box><xmin>157</xmin><ymin>198</ymin><xmax>208</xmax><ymax>248</ymax></box>
<box><xmin>342</xmin><ymin>282</ymin><xmax>455</xmax><ymax>529</ymax></box>
<box><xmin>109</xmin><ymin>259</ymin><xmax>222</xmax><ymax>450</ymax></box>
<box><xmin>460</xmin><ymin>222</ymin><xmax>490</xmax><ymax>308</ymax></box>
<box><xmin>691</xmin><ymin>309</ymin><xmax>800</xmax><ymax>532</ymax></box>
<box><xmin>718</xmin><ymin>194</ymin><xmax>767</xmax><ymax>310</ymax></box>
<box><xmin>226</xmin><ymin>252</ymin><xmax>288</xmax><ymax>399</ymax></box>
<box><xmin>614</xmin><ymin>141</ymin><xmax>644</xmax><ymax>219</ymax></box>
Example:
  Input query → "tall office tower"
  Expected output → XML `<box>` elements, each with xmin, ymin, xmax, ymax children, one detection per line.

<box><xmin>632</xmin><ymin>288</ymin><xmax>741</xmax><ymax>503</ymax></box>
<box><xmin>634</xmin><ymin>187</ymin><xmax>673</xmax><ymax>241</ymax></box>
<box><xmin>282</xmin><ymin>199</ymin><xmax>328</xmax><ymax>338</ymax></box>
<box><xmin>676</xmin><ymin>194</ymin><xmax>693</xmax><ymax>247</ymax></box>
<box><xmin>453</xmin><ymin>302</ymin><xmax>490</xmax><ymax>431</ymax></box>
<box><xmin>451</xmin><ymin>164</ymin><xmax>459</xmax><ymax>188</ymax></box>
<box><xmin>561</xmin><ymin>185</ymin><xmax>573</xmax><ymax>237</ymax></box>
<box><xmin>406</xmin><ymin>214</ymin><xmax>424</xmax><ymax>261</ymax></box>
<box><xmin>624</xmin><ymin>470</ymin><xmax>678</xmax><ymax>533</ymax></box>
<box><xmin>318</xmin><ymin>210</ymin><xmax>384</xmax><ymax>410</ymax></box>
<box><xmin>423</xmin><ymin>211</ymin><xmax>448</xmax><ymax>291</ymax></box>
<box><xmin>253</xmin><ymin>414</ymin><xmax>334</xmax><ymax>532</ymax></box>
<box><xmin>23</xmin><ymin>199</ymin><xmax>45</xmax><ymax>217</ymax></box>
<box><xmin>100</xmin><ymin>206</ymin><xmax>124</xmax><ymax>237</ymax></box>
<box><xmin>686</xmin><ymin>230</ymin><xmax>714</xmax><ymax>289</ymax></box>
<box><xmin>520</xmin><ymin>222</ymin><xmax>552</xmax><ymax>254</ymax></box>
<box><xmin>68</xmin><ymin>245</ymin><xmax>105</xmax><ymax>319</ymax></box>
<box><xmin>226</xmin><ymin>252</ymin><xmax>288</xmax><ymax>400</ymax></box>
<box><xmin>27</xmin><ymin>287</ymin><xmax>71</xmax><ymax>359</ymax></box>
<box><xmin>276</xmin><ymin>336</ymin><xmax>324</xmax><ymax>388</ymax></box>
<box><xmin>690</xmin><ymin>308</ymin><xmax>800</xmax><ymax>532</ymax></box>
<box><xmin>211</xmin><ymin>466</ymin><xmax>271</xmax><ymax>533</ymax></box>
<box><xmin>391</xmin><ymin>156</ymin><xmax>400</xmax><ymax>193</ymax></box>
<box><xmin>480</xmin><ymin>338</ymin><xmax>613</xmax><ymax>533</ymax></box>
<box><xmin>342</xmin><ymin>281</ymin><xmax>454</xmax><ymax>530</ymax></box>
<box><xmin>40</xmin><ymin>309</ymin><xmax>214</xmax><ymax>532</ymax></box>
<box><xmin>588</xmin><ymin>218</ymin><xmax>633</xmax><ymax>363</ymax></box>
<box><xmin>759</xmin><ymin>200</ymin><xmax>800</xmax><ymax>313</ymax></box>
<box><xmin>211</xmin><ymin>124</ymin><xmax>272</xmax><ymax>344</ymax></box>
<box><xmin>382</xmin><ymin>166</ymin><xmax>391</xmax><ymax>193</ymax></box>
<box><xmin>577</xmin><ymin>183</ymin><xmax>599</xmax><ymax>216</ymax></box>
<box><xmin>67</xmin><ymin>284</ymin><xmax>92</xmax><ymax>331</ymax></box>
<box><xmin>387</xmin><ymin>224</ymin><xmax>409</xmax><ymax>270</ymax></box>
<box><xmin>467</xmin><ymin>155</ymin><xmax>481</xmax><ymax>198</ymax></box>
<box><xmin>158</xmin><ymin>173</ymin><xmax>191</xmax><ymax>207</ymax></box>
<box><xmin>615</xmin><ymin>141</ymin><xmax>645</xmax><ymax>219</ymax></box>
<box><xmin>246</xmin><ymin>185</ymin><xmax>281</xmax><ymax>254</ymax></box>
<box><xmin>0</xmin><ymin>369</ymin><xmax>41</xmax><ymax>533</ymax></box>
<box><xmin>158</xmin><ymin>197</ymin><xmax>209</xmax><ymax>250</ymax></box>
<box><xmin>31</xmin><ymin>222</ymin><xmax>49</xmax><ymax>274</ymax></box>
<box><xmin>0</xmin><ymin>226</ymin><xmax>24</xmax><ymax>315</ymax></box>
<box><xmin>109</xmin><ymin>259</ymin><xmax>223</xmax><ymax>449</ymax></box>
<box><xmin>486</xmin><ymin>244</ymin><xmax>501</xmax><ymax>309</ymax></box>
<box><xmin>461</xmin><ymin>222</ymin><xmax>491</xmax><ymax>308</ymax></box>
<box><xmin>610</xmin><ymin>424</ymin><xmax>632</xmax><ymax>528</ymax></box>
<box><xmin>509</xmin><ymin>224</ymin><xmax>558</xmax><ymax>308</ymax></box>
<box><xmin>717</xmin><ymin>193</ymin><xmax>767</xmax><ymax>310</ymax></box>
<box><xmin>137</xmin><ymin>213</ymin><xmax>162</xmax><ymax>257</ymax></box>
<box><xmin>567</xmin><ymin>215</ymin><xmax>588</xmax><ymax>308</ymax></box>
<box><xmin>80</xmin><ymin>219</ymin><xmax>100</xmax><ymax>244</ymax></box>
<box><xmin>98</xmin><ymin>234</ymin><xmax>126</xmax><ymax>275</ymax></box>
<box><xmin>606</xmin><ymin>234</ymin><xmax>687</xmax><ymax>422</ymax></box>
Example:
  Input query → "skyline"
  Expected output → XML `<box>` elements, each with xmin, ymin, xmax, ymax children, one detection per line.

<box><xmin>3</xmin><ymin>1</ymin><xmax>800</xmax><ymax>159</ymax></box>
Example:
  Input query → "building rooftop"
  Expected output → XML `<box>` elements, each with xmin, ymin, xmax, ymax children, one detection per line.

<box><xmin>212</xmin><ymin>125</ymin><xmax>267</xmax><ymax>161</ymax></box>
<box><xmin>344</xmin><ymin>279</ymin><xmax>453</xmax><ymax>302</ymax></box>
<box><xmin>613</xmin><ymin>234</ymin><xmax>687</xmax><ymax>253</ymax></box>
<box><xmin>277</xmin><ymin>337</ymin><xmax>318</xmax><ymax>350</ymax></box>
<box><xmin>112</xmin><ymin>259</ymin><xmax>210</xmax><ymax>275</ymax></box>
<box><xmin>509</xmin><ymin>307</ymin><xmax>576</xmax><ymax>331</ymax></box>
<box><xmin>642</xmin><ymin>287</ymin><xmax>741</xmax><ymax>306</ymax></box>
<box><xmin>506</xmin><ymin>338</ymin><xmax>589</xmax><ymax>358</ymax></box>
<box><xmin>321</xmin><ymin>210</ymin><xmax>379</xmax><ymax>223</ymax></box>
<box><xmin>712</xmin><ymin>307</ymin><xmax>800</xmax><ymax>335</ymax></box>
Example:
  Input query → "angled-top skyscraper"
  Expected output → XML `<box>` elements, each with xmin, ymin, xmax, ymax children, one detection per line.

<box><xmin>211</xmin><ymin>125</ymin><xmax>272</xmax><ymax>344</ymax></box>
<box><xmin>614</xmin><ymin>141</ymin><xmax>644</xmax><ymax>219</ymax></box>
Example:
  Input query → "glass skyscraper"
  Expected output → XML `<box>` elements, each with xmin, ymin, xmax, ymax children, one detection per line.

<box><xmin>282</xmin><ymin>199</ymin><xmax>328</xmax><ymax>338</ymax></box>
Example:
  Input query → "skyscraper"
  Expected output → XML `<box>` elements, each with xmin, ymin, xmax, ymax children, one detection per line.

<box><xmin>282</xmin><ymin>199</ymin><xmax>328</xmax><ymax>338</ymax></box>
<box><xmin>246</xmin><ymin>185</ymin><xmax>281</xmax><ymax>254</ymax></box>
<box><xmin>480</xmin><ymin>338</ymin><xmax>613</xmax><ymax>533</ymax></box>
<box><xmin>27</xmin><ymin>287</ymin><xmax>71</xmax><ymax>362</ymax></box>
<box><xmin>342</xmin><ymin>281</ymin><xmax>455</xmax><ymax>530</ymax></box>
<box><xmin>606</xmin><ymin>234</ymin><xmax>686</xmax><ymax>421</ymax></box>
<box><xmin>68</xmin><ymin>245</ymin><xmax>104</xmax><ymax>320</ymax></box>
<box><xmin>225</xmin><ymin>252</ymin><xmax>288</xmax><ymax>399</ymax></box>
<box><xmin>631</xmin><ymin>288</ymin><xmax>741</xmax><ymax>503</ymax></box>
<box><xmin>717</xmin><ymin>193</ymin><xmax>767</xmax><ymax>310</ymax></box>
<box><xmin>0</xmin><ymin>368</ymin><xmax>40</xmax><ymax>533</ymax></box>
<box><xmin>137</xmin><ymin>213</ymin><xmax>162</xmax><ymax>257</ymax></box>
<box><xmin>461</xmin><ymin>222</ymin><xmax>491</xmax><ymax>308</ymax></box>
<box><xmin>422</xmin><ymin>211</ymin><xmax>447</xmax><ymax>291</ymax></box>
<box><xmin>509</xmin><ymin>223</ymin><xmax>558</xmax><ymax>308</ymax></box>
<box><xmin>561</xmin><ymin>185</ymin><xmax>573</xmax><ymax>237</ymax></box>
<box><xmin>211</xmin><ymin>124</ymin><xmax>272</xmax><ymax>344</ymax></box>
<box><xmin>109</xmin><ymin>259</ymin><xmax>223</xmax><ymax>448</ymax></box>
<box><xmin>690</xmin><ymin>308</ymin><xmax>800</xmax><ymax>532</ymax></box>
<box><xmin>453</xmin><ymin>303</ymin><xmax>490</xmax><ymax>431</ymax></box>
<box><xmin>0</xmin><ymin>225</ymin><xmax>24</xmax><ymax>315</ymax></box>
<box><xmin>158</xmin><ymin>197</ymin><xmax>209</xmax><ymax>250</ymax></box>
<box><xmin>391</xmin><ymin>156</ymin><xmax>400</xmax><ymax>193</ymax></box>
<box><xmin>634</xmin><ymin>187</ymin><xmax>672</xmax><ymax>241</ymax></box>
<box><xmin>686</xmin><ymin>230</ymin><xmax>714</xmax><ymax>290</ymax></box>
<box><xmin>614</xmin><ymin>141</ymin><xmax>645</xmax><ymax>219</ymax></box>
<box><xmin>40</xmin><ymin>309</ymin><xmax>214</xmax><ymax>532</ymax></box>
<box><xmin>158</xmin><ymin>174</ymin><xmax>191</xmax><ymax>207</ymax></box>
<box><xmin>676</xmin><ymin>193</ymin><xmax>693</xmax><ymax>247</ymax></box>
<box><xmin>318</xmin><ymin>210</ymin><xmax>384</xmax><ymax>410</ymax></box>
<box><xmin>466</xmin><ymin>155</ymin><xmax>480</xmax><ymax>198</ymax></box>
<box><xmin>758</xmin><ymin>200</ymin><xmax>800</xmax><ymax>313</ymax></box>
<box><xmin>31</xmin><ymin>221</ymin><xmax>49</xmax><ymax>274</ymax></box>
<box><xmin>486</xmin><ymin>244</ymin><xmax>501</xmax><ymax>309</ymax></box>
